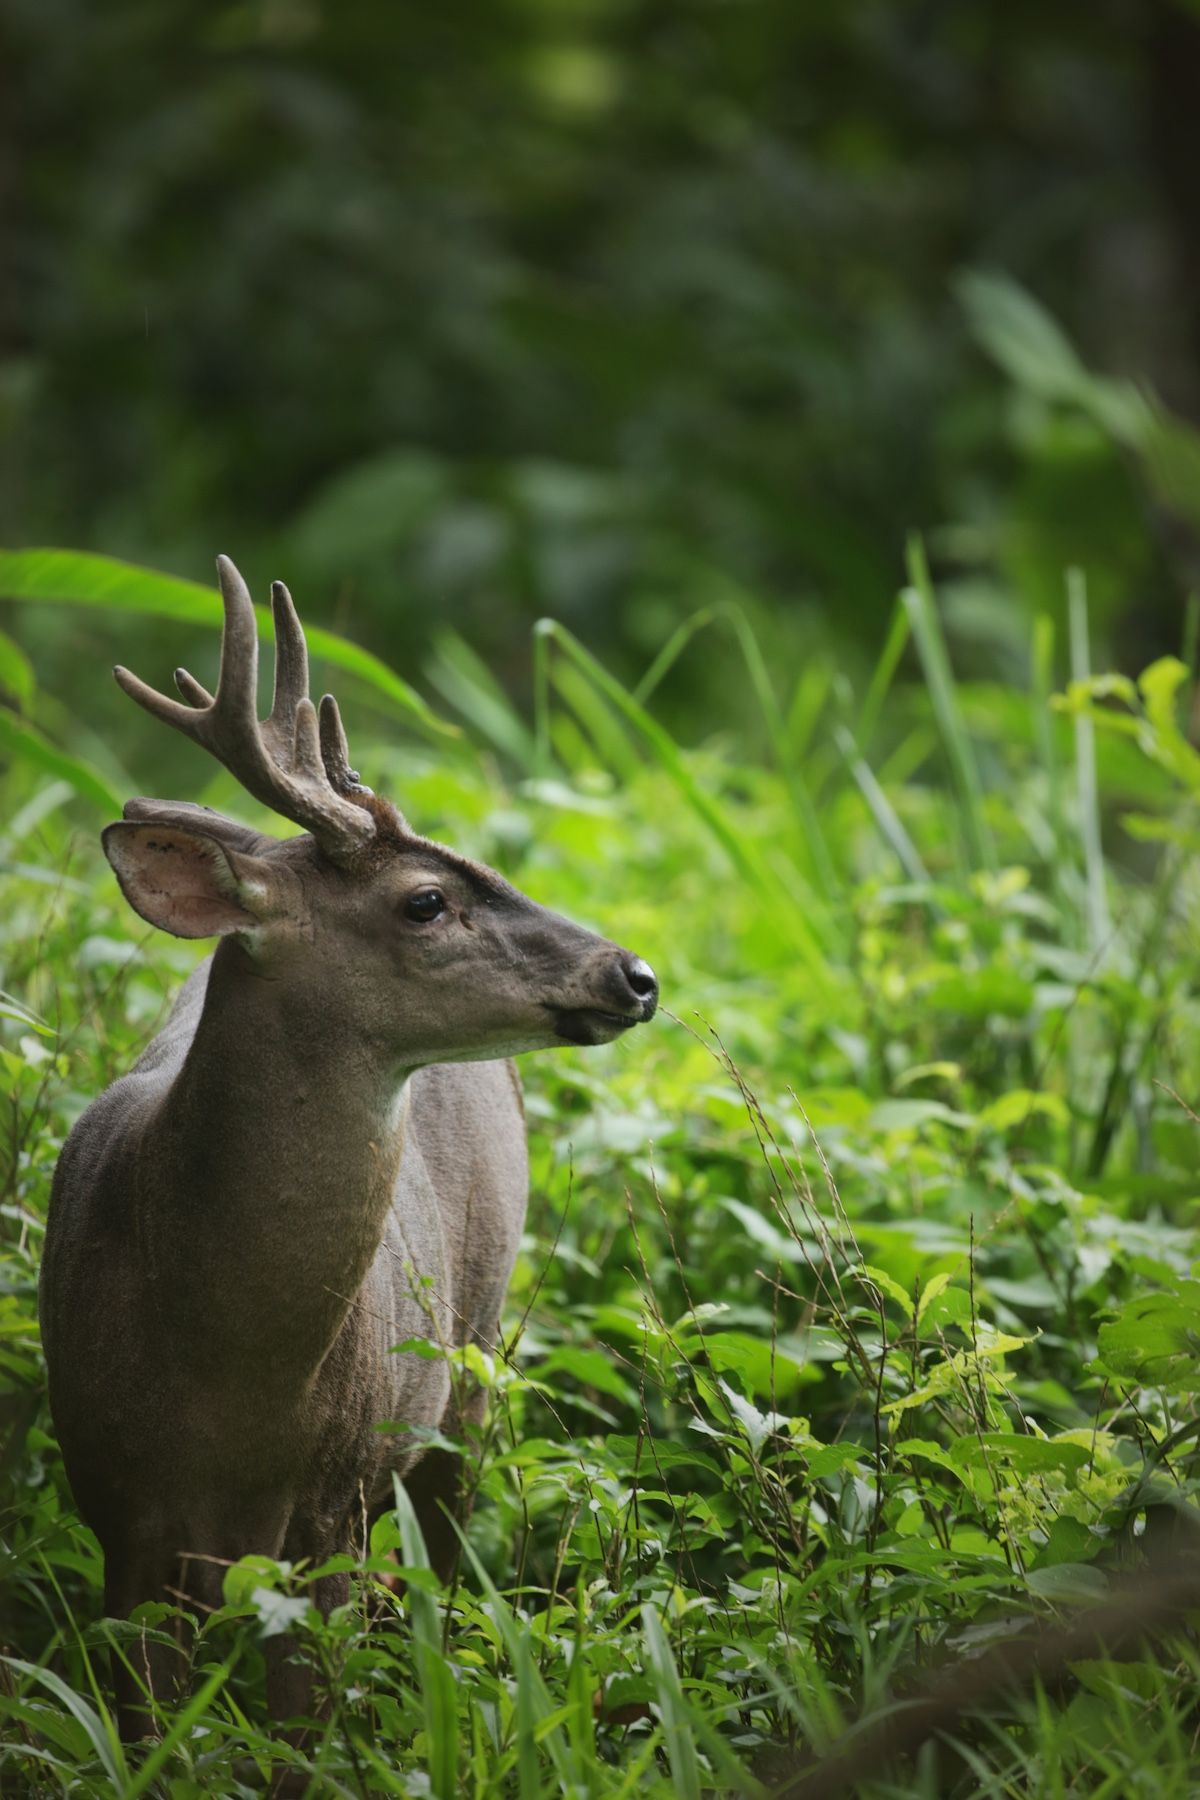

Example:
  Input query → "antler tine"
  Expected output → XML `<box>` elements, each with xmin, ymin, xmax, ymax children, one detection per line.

<box><xmin>266</xmin><ymin>580</ymin><xmax>310</xmax><ymax>741</ymax></box>
<box><xmin>174</xmin><ymin>668</ymin><xmax>214</xmax><ymax>708</ymax></box>
<box><xmin>318</xmin><ymin>693</ymin><xmax>363</xmax><ymax>794</ymax></box>
<box><xmin>211</xmin><ymin>554</ymin><xmax>261</xmax><ymax>731</ymax></box>
<box><xmin>114</xmin><ymin>663</ymin><xmax>206</xmax><ymax>734</ymax></box>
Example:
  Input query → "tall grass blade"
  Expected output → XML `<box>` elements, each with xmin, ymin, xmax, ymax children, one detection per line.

<box><xmin>1030</xmin><ymin>612</ymin><xmax>1075</xmax><ymax>937</ymax></box>
<box><xmin>121</xmin><ymin>1654</ymin><xmax>236</xmax><ymax>1799</ymax></box>
<box><xmin>632</xmin><ymin>603</ymin><xmax>723</xmax><ymax>705</ymax></box>
<box><xmin>640</xmin><ymin>1605</ymin><xmax>701</xmax><ymax>1800</ymax></box>
<box><xmin>0</xmin><ymin>548</ymin><xmax>454</xmax><ymax>737</ymax></box>
<box><xmin>856</xmin><ymin>598</ymin><xmax>912</xmax><ymax>754</ymax></box>
<box><xmin>456</xmin><ymin>1535</ymin><xmax>583</xmax><ymax>1797</ymax></box>
<box><xmin>1182</xmin><ymin>592</ymin><xmax>1199</xmax><ymax>715</ymax></box>
<box><xmin>426</xmin><ymin>629</ymin><xmax>537</xmax><ymax>769</ymax></box>
<box><xmin>1067</xmin><ymin>568</ymin><xmax>1110</xmax><ymax>951</ymax></box>
<box><xmin>902</xmin><ymin>536</ymin><xmax>995</xmax><ymax>871</ymax></box>
<box><xmin>534</xmin><ymin>617</ymin><xmax>838</xmax><ymax>982</ymax></box>
<box><xmin>1</xmin><ymin>1657</ymin><xmax>127</xmax><ymax>1787</ymax></box>
<box><xmin>629</xmin><ymin>595</ymin><xmax>841</xmax><ymax>902</ymax></box>
<box><xmin>0</xmin><ymin>629</ymin><xmax>35</xmax><ymax>710</ymax></box>
<box><xmin>834</xmin><ymin>725</ymin><xmax>929</xmax><ymax>880</ymax></box>
<box><xmin>392</xmin><ymin>1479</ymin><xmax>459</xmax><ymax>1800</ymax></box>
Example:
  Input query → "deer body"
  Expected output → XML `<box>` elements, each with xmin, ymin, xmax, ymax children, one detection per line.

<box><xmin>44</xmin><ymin>958</ymin><xmax>525</xmax><ymax>1589</ymax></box>
<box><xmin>40</xmin><ymin>559</ymin><xmax>656</xmax><ymax>1733</ymax></box>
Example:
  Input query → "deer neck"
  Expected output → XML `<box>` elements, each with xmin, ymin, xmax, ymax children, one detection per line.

<box><xmin>142</xmin><ymin>941</ymin><xmax>413</xmax><ymax>1376</ymax></box>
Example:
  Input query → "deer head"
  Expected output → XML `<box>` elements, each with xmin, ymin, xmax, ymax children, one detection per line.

<box><xmin>102</xmin><ymin>557</ymin><xmax>658</xmax><ymax>1067</ymax></box>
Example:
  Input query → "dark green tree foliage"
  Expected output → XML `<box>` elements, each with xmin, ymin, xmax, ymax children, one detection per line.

<box><xmin>5</xmin><ymin>0</ymin><xmax>1200</xmax><ymax>710</ymax></box>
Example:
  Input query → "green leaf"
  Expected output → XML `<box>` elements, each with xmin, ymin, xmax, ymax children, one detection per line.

<box><xmin>0</xmin><ymin>548</ymin><xmax>453</xmax><ymax>737</ymax></box>
<box><xmin>0</xmin><ymin>1658</ymin><xmax>126</xmax><ymax>1786</ymax></box>
<box><xmin>958</xmin><ymin>271</ymin><xmax>1089</xmax><ymax>401</ymax></box>
<box><xmin>603</xmin><ymin>1436</ymin><xmax>721</xmax><ymax>1477</ymax></box>
<box><xmin>1096</xmin><ymin>1283</ymin><xmax>1200</xmax><ymax>1392</ymax></box>
<box><xmin>806</xmin><ymin>1442</ymin><xmax>867</xmax><ymax>1478</ymax></box>
<box><xmin>0</xmin><ymin>989</ymin><xmax>55</xmax><ymax>1037</ymax></box>
<box><xmin>916</xmin><ymin>1272</ymin><xmax>952</xmax><ymax>1323</ymax></box>
<box><xmin>950</xmin><ymin>1432</ymin><xmax>1091</xmax><ymax>1476</ymax></box>
<box><xmin>0</xmin><ymin>629</ymin><xmax>34</xmax><ymax>709</ymax></box>
<box><xmin>718</xmin><ymin>1379</ymin><xmax>789</xmax><ymax>1453</ymax></box>
<box><xmin>250</xmin><ymin>1585</ymin><xmax>312</xmax><ymax>1638</ymax></box>
<box><xmin>539</xmin><ymin>1344</ymin><xmax>638</xmax><ymax>1405</ymax></box>
<box><xmin>976</xmin><ymin>1090</ymin><xmax>1070</xmax><ymax>1134</ymax></box>
<box><xmin>0</xmin><ymin>709</ymin><xmax>123</xmax><ymax>812</ymax></box>
<box><xmin>694</xmin><ymin>1330</ymin><xmax>810</xmax><ymax>1398</ymax></box>
<box><xmin>869</xmin><ymin>1098</ymin><xmax>973</xmax><ymax>1133</ymax></box>
<box><xmin>1026</xmin><ymin>1563</ymin><xmax>1109</xmax><ymax>1606</ymax></box>
<box><xmin>222</xmin><ymin>1554</ymin><xmax>289</xmax><ymax>1610</ymax></box>
<box><xmin>858</xmin><ymin>1263</ymin><xmax>915</xmax><ymax>1319</ymax></box>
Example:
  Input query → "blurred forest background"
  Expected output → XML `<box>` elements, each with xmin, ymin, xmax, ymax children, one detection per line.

<box><xmin>5</xmin><ymin>0</ymin><xmax>1200</xmax><ymax>753</ymax></box>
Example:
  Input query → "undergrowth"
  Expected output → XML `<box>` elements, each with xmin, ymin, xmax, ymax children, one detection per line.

<box><xmin>1</xmin><ymin>546</ymin><xmax>1199</xmax><ymax>1795</ymax></box>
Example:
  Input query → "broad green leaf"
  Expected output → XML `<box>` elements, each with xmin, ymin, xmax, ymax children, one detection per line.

<box><xmin>1096</xmin><ymin>1283</ymin><xmax>1200</xmax><ymax>1392</ymax></box>
<box><xmin>916</xmin><ymin>1272</ymin><xmax>952</xmax><ymax>1323</ymax></box>
<box><xmin>0</xmin><ymin>709</ymin><xmax>122</xmax><ymax>811</ymax></box>
<box><xmin>249</xmin><ymin>1585</ymin><xmax>311</xmax><ymax>1638</ymax></box>
<box><xmin>977</xmin><ymin>1090</ymin><xmax>1070</xmax><ymax>1134</ymax></box>
<box><xmin>869</xmin><ymin>1097</ymin><xmax>974</xmax><ymax>1134</ymax></box>
<box><xmin>696</xmin><ymin>1330</ymin><xmax>811</xmax><ymax>1398</ymax></box>
<box><xmin>1026</xmin><ymin>1563</ymin><xmax>1109</xmax><ymax>1606</ymax></box>
<box><xmin>0</xmin><ymin>629</ymin><xmax>34</xmax><ymax>709</ymax></box>
<box><xmin>538</xmin><ymin>1344</ymin><xmax>638</xmax><ymax>1405</ymax></box>
<box><xmin>602</xmin><ymin>1436</ymin><xmax>721</xmax><ymax>1476</ymax></box>
<box><xmin>806</xmin><ymin>1442</ymin><xmax>867</xmax><ymax>1478</ymax></box>
<box><xmin>858</xmin><ymin>1263</ymin><xmax>914</xmax><ymax>1319</ymax></box>
<box><xmin>950</xmin><ymin>1432</ymin><xmax>1090</xmax><ymax>1476</ymax></box>
<box><xmin>0</xmin><ymin>548</ymin><xmax>453</xmax><ymax>736</ymax></box>
<box><xmin>718</xmin><ymin>1380</ymin><xmax>790</xmax><ymax>1454</ymax></box>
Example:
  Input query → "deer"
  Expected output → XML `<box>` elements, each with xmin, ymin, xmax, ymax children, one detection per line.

<box><xmin>39</xmin><ymin>555</ymin><xmax>658</xmax><ymax>1743</ymax></box>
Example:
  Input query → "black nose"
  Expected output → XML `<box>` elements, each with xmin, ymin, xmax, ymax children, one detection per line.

<box><xmin>618</xmin><ymin>953</ymin><xmax>659</xmax><ymax>1018</ymax></box>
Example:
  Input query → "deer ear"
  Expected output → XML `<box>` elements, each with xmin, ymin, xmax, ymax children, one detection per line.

<box><xmin>102</xmin><ymin>823</ymin><xmax>279</xmax><ymax>940</ymax></box>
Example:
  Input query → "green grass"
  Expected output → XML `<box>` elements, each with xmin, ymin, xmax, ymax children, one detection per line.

<box><xmin>1</xmin><ymin>554</ymin><xmax>1199</xmax><ymax>1794</ymax></box>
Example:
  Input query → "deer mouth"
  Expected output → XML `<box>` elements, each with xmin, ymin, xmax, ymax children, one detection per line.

<box><xmin>551</xmin><ymin>1006</ymin><xmax>642</xmax><ymax>1046</ymax></box>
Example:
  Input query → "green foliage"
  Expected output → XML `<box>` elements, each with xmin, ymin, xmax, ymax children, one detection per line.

<box><xmin>0</xmin><ymin>546</ymin><xmax>1199</xmax><ymax>1795</ymax></box>
<box><xmin>7</xmin><ymin>0</ymin><xmax>1194</xmax><ymax>718</ymax></box>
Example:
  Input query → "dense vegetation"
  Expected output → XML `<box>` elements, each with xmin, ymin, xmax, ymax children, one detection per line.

<box><xmin>6</xmin><ymin>4</ymin><xmax>1200</xmax><ymax>1788</ymax></box>
<box><xmin>0</xmin><ymin>536</ymin><xmax>1197</xmax><ymax>1794</ymax></box>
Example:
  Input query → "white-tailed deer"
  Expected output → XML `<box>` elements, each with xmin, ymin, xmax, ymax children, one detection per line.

<box><xmin>40</xmin><ymin>556</ymin><xmax>657</xmax><ymax>1737</ymax></box>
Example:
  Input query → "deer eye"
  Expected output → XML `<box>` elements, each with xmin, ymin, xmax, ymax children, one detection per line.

<box><xmin>404</xmin><ymin>889</ymin><xmax>445</xmax><ymax>923</ymax></box>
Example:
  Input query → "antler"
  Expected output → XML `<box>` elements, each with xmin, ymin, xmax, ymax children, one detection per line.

<box><xmin>114</xmin><ymin>555</ymin><xmax>378</xmax><ymax>866</ymax></box>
